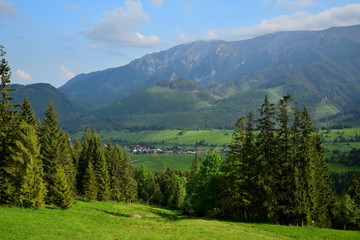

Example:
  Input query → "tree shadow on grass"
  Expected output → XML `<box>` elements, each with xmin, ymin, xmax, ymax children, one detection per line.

<box><xmin>96</xmin><ymin>206</ymin><xmax>183</xmax><ymax>221</ymax></box>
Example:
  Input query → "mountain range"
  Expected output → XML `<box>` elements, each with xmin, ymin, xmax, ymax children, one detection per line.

<box><xmin>12</xmin><ymin>25</ymin><xmax>360</xmax><ymax>131</ymax></box>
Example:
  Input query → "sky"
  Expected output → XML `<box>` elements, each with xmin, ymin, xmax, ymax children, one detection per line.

<box><xmin>1</xmin><ymin>0</ymin><xmax>360</xmax><ymax>87</ymax></box>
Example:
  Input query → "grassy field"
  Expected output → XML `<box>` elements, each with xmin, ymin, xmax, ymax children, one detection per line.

<box><xmin>68</xmin><ymin>128</ymin><xmax>360</xmax><ymax>152</ymax></box>
<box><xmin>70</xmin><ymin>129</ymin><xmax>232</xmax><ymax>151</ymax></box>
<box><xmin>1</xmin><ymin>200</ymin><xmax>360</xmax><ymax>240</ymax></box>
<box><xmin>68</xmin><ymin>128</ymin><xmax>360</xmax><ymax>173</ymax></box>
<box><xmin>131</xmin><ymin>153</ymin><xmax>358</xmax><ymax>173</ymax></box>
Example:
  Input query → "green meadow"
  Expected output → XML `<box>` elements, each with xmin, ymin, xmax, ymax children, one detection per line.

<box><xmin>1</xmin><ymin>200</ymin><xmax>359</xmax><ymax>240</ymax></box>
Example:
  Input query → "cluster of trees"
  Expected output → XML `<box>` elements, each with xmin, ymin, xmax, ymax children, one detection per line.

<box><xmin>74</xmin><ymin>128</ymin><xmax>137</xmax><ymax>203</ymax></box>
<box><xmin>133</xmin><ymin>95</ymin><xmax>360</xmax><ymax>230</ymax></box>
<box><xmin>327</xmin><ymin>148</ymin><xmax>360</xmax><ymax>166</ymax></box>
<box><xmin>0</xmin><ymin>46</ymin><xmax>72</xmax><ymax>209</ymax></box>
<box><xmin>0</xmin><ymin>46</ymin><xmax>138</xmax><ymax>209</ymax></box>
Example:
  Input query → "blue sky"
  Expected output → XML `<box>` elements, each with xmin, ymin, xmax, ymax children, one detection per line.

<box><xmin>1</xmin><ymin>0</ymin><xmax>360</xmax><ymax>87</ymax></box>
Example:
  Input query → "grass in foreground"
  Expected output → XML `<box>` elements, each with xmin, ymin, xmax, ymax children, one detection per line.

<box><xmin>1</xmin><ymin>201</ymin><xmax>360</xmax><ymax>240</ymax></box>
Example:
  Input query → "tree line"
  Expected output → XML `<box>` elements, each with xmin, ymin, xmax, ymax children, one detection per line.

<box><xmin>1</xmin><ymin>46</ymin><xmax>360</xmax><ymax>230</ymax></box>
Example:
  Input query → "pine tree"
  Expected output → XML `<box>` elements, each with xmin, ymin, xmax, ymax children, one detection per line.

<box><xmin>20</xmin><ymin>93</ymin><xmax>36</xmax><ymax>126</ymax></box>
<box><xmin>49</xmin><ymin>163</ymin><xmax>74</xmax><ymax>209</ymax></box>
<box><xmin>59</xmin><ymin>131</ymin><xmax>77</xmax><ymax>196</ymax></box>
<box><xmin>82</xmin><ymin>160</ymin><xmax>97</xmax><ymax>201</ymax></box>
<box><xmin>120</xmin><ymin>151</ymin><xmax>138</xmax><ymax>203</ymax></box>
<box><xmin>109</xmin><ymin>145</ymin><xmax>122</xmax><ymax>201</ymax></box>
<box><xmin>276</xmin><ymin>94</ymin><xmax>296</xmax><ymax>224</ymax></box>
<box><xmin>294</xmin><ymin>106</ymin><xmax>313</xmax><ymax>226</ymax></box>
<box><xmin>309</xmin><ymin>135</ymin><xmax>333</xmax><ymax>228</ymax></box>
<box><xmin>90</xmin><ymin>130</ymin><xmax>110</xmax><ymax>201</ymax></box>
<box><xmin>39</xmin><ymin>98</ymin><xmax>62</xmax><ymax>202</ymax></box>
<box><xmin>255</xmin><ymin>94</ymin><xmax>277</xmax><ymax>222</ymax></box>
<box><xmin>225</xmin><ymin>116</ymin><xmax>250</xmax><ymax>220</ymax></box>
<box><xmin>0</xmin><ymin>45</ymin><xmax>21</xmax><ymax>204</ymax></box>
<box><xmin>3</xmin><ymin>122</ymin><xmax>46</xmax><ymax>208</ymax></box>
<box><xmin>76</xmin><ymin>127</ymin><xmax>92</xmax><ymax>195</ymax></box>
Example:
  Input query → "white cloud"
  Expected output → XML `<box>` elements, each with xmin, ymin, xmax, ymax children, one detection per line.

<box><xmin>276</xmin><ymin>0</ymin><xmax>313</xmax><ymax>9</ymax></box>
<box><xmin>151</xmin><ymin>0</ymin><xmax>164</xmax><ymax>9</ymax></box>
<box><xmin>58</xmin><ymin>65</ymin><xmax>75</xmax><ymax>80</ymax></box>
<box><xmin>0</xmin><ymin>0</ymin><xmax>16</xmax><ymax>19</ymax></box>
<box><xmin>82</xmin><ymin>0</ymin><xmax>165</xmax><ymax>47</ymax></box>
<box><xmin>180</xmin><ymin>4</ymin><xmax>360</xmax><ymax>42</ymax></box>
<box><xmin>16</xmin><ymin>69</ymin><xmax>32</xmax><ymax>81</ymax></box>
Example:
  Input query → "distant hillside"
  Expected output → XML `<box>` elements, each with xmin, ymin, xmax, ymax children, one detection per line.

<box><xmin>68</xmin><ymin>77</ymin><xmax>342</xmax><ymax>131</ymax></box>
<box><xmin>11</xmin><ymin>83</ymin><xmax>90</xmax><ymax>127</ymax></box>
<box><xmin>59</xmin><ymin>25</ymin><xmax>360</xmax><ymax>111</ymax></box>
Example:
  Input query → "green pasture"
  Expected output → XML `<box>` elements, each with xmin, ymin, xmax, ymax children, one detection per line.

<box><xmin>1</xmin><ymin>200</ymin><xmax>359</xmax><ymax>240</ymax></box>
<box><xmin>319</xmin><ymin>127</ymin><xmax>360</xmax><ymax>143</ymax></box>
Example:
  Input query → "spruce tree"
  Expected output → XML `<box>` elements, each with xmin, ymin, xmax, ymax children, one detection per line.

<box><xmin>4</xmin><ymin>122</ymin><xmax>46</xmax><ymax>208</ymax></box>
<box><xmin>20</xmin><ymin>93</ymin><xmax>36</xmax><ymax>126</ymax></box>
<box><xmin>294</xmin><ymin>106</ymin><xmax>313</xmax><ymax>226</ymax></box>
<box><xmin>120</xmin><ymin>151</ymin><xmax>138</xmax><ymax>203</ymax></box>
<box><xmin>225</xmin><ymin>116</ymin><xmax>250</xmax><ymax>220</ymax></box>
<box><xmin>39</xmin><ymin>98</ymin><xmax>62</xmax><ymax>201</ymax></box>
<box><xmin>49</xmin><ymin>163</ymin><xmax>74</xmax><ymax>209</ymax></box>
<box><xmin>276</xmin><ymin>94</ymin><xmax>296</xmax><ymax>224</ymax></box>
<box><xmin>59</xmin><ymin>131</ymin><xmax>77</xmax><ymax>196</ymax></box>
<box><xmin>109</xmin><ymin>145</ymin><xmax>122</xmax><ymax>201</ymax></box>
<box><xmin>82</xmin><ymin>160</ymin><xmax>97</xmax><ymax>201</ymax></box>
<box><xmin>255</xmin><ymin>94</ymin><xmax>277</xmax><ymax>222</ymax></box>
<box><xmin>76</xmin><ymin>127</ymin><xmax>92</xmax><ymax>195</ymax></box>
<box><xmin>0</xmin><ymin>46</ymin><xmax>21</xmax><ymax>204</ymax></box>
<box><xmin>90</xmin><ymin>130</ymin><xmax>110</xmax><ymax>201</ymax></box>
<box><xmin>309</xmin><ymin>134</ymin><xmax>333</xmax><ymax>228</ymax></box>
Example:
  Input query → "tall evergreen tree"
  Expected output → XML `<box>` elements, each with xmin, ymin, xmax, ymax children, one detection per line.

<box><xmin>276</xmin><ymin>94</ymin><xmax>296</xmax><ymax>224</ymax></box>
<box><xmin>82</xmin><ymin>160</ymin><xmax>97</xmax><ymax>202</ymax></box>
<box><xmin>294</xmin><ymin>106</ymin><xmax>313</xmax><ymax>226</ymax></box>
<box><xmin>0</xmin><ymin>46</ymin><xmax>20</xmax><ymax>203</ymax></box>
<box><xmin>39</xmin><ymin>98</ymin><xmax>62</xmax><ymax>202</ymax></box>
<box><xmin>109</xmin><ymin>145</ymin><xmax>122</xmax><ymax>201</ymax></box>
<box><xmin>90</xmin><ymin>130</ymin><xmax>110</xmax><ymax>201</ymax></box>
<box><xmin>225</xmin><ymin>116</ymin><xmax>250</xmax><ymax>220</ymax></box>
<box><xmin>20</xmin><ymin>93</ymin><xmax>36</xmax><ymax>126</ymax></box>
<box><xmin>310</xmin><ymin>135</ymin><xmax>333</xmax><ymax>227</ymax></box>
<box><xmin>3</xmin><ymin>122</ymin><xmax>46</xmax><ymax>208</ymax></box>
<box><xmin>49</xmin><ymin>163</ymin><xmax>74</xmax><ymax>210</ymax></box>
<box><xmin>76</xmin><ymin>127</ymin><xmax>92</xmax><ymax>195</ymax></box>
<box><xmin>120</xmin><ymin>151</ymin><xmax>137</xmax><ymax>203</ymax></box>
<box><xmin>59</xmin><ymin>131</ymin><xmax>77</xmax><ymax>196</ymax></box>
<box><xmin>255</xmin><ymin>94</ymin><xmax>277</xmax><ymax>222</ymax></box>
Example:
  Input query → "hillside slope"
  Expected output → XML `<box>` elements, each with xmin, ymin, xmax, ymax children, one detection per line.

<box><xmin>11</xmin><ymin>83</ymin><xmax>90</xmax><ymax>126</ymax></box>
<box><xmin>59</xmin><ymin>25</ymin><xmax>360</xmax><ymax>110</ymax></box>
